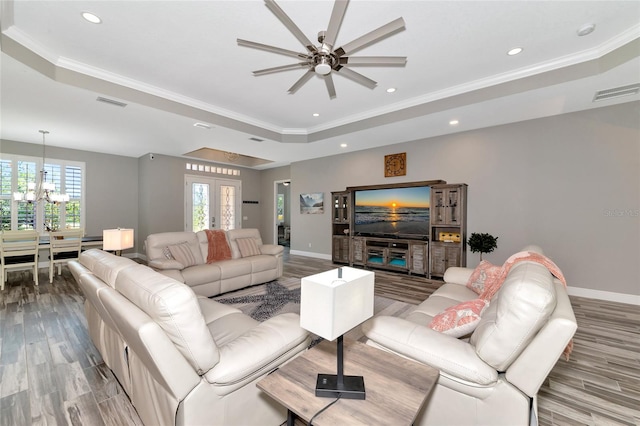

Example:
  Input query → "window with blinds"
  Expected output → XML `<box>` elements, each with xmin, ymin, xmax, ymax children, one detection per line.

<box><xmin>0</xmin><ymin>154</ymin><xmax>85</xmax><ymax>233</ymax></box>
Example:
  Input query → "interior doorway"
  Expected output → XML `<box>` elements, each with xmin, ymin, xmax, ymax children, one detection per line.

<box><xmin>274</xmin><ymin>180</ymin><xmax>291</xmax><ymax>246</ymax></box>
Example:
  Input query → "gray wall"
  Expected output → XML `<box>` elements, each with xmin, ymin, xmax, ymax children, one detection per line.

<box><xmin>137</xmin><ymin>153</ymin><xmax>263</xmax><ymax>249</ymax></box>
<box><xmin>259</xmin><ymin>165</ymin><xmax>291</xmax><ymax>244</ymax></box>
<box><xmin>289</xmin><ymin>102</ymin><xmax>640</xmax><ymax>296</ymax></box>
<box><xmin>0</xmin><ymin>139</ymin><xmax>139</xmax><ymax>252</ymax></box>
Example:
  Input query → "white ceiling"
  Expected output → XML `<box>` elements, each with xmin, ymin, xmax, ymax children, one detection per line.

<box><xmin>1</xmin><ymin>0</ymin><xmax>639</xmax><ymax>169</ymax></box>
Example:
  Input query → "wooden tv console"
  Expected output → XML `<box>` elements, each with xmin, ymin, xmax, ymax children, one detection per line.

<box><xmin>331</xmin><ymin>182</ymin><xmax>467</xmax><ymax>278</ymax></box>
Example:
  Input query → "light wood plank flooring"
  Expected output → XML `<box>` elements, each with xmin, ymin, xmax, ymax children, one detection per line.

<box><xmin>1</xmin><ymin>252</ymin><xmax>638</xmax><ymax>425</ymax></box>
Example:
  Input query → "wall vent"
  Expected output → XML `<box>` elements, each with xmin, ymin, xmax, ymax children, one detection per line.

<box><xmin>96</xmin><ymin>97</ymin><xmax>128</xmax><ymax>107</ymax></box>
<box><xmin>593</xmin><ymin>83</ymin><xmax>640</xmax><ymax>102</ymax></box>
<box><xmin>249</xmin><ymin>137</ymin><xmax>264</xmax><ymax>142</ymax></box>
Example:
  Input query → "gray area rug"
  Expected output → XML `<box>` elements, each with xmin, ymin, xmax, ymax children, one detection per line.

<box><xmin>212</xmin><ymin>278</ymin><xmax>417</xmax><ymax>342</ymax></box>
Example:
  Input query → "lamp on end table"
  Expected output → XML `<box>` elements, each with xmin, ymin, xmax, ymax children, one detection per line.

<box><xmin>300</xmin><ymin>266</ymin><xmax>375</xmax><ymax>400</ymax></box>
<box><xmin>103</xmin><ymin>228</ymin><xmax>134</xmax><ymax>256</ymax></box>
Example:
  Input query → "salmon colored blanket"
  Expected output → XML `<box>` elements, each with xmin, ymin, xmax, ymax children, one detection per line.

<box><xmin>204</xmin><ymin>229</ymin><xmax>231</xmax><ymax>263</ymax></box>
<box><xmin>483</xmin><ymin>251</ymin><xmax>573</xmax><ymax>360</ymax></box>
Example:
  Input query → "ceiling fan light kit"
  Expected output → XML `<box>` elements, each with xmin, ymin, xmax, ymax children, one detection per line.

<box><xmin>237</xmin><ymin>0</ymin><xmax>407</xmax><ymax>99</ymax></box>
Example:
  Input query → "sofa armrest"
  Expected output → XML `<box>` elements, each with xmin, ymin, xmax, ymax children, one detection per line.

<box><xmin>203</xmin><ymin>313</ymin><xmax>309</xmax><ymax>392</ymax></box>
<box><xmin>443</xmin><ymin>267</ymin><xmax>474</xmax><ymax>285</ymax></box>
<box><xmin>148</xmin><ymin>258</ymin><xmax>185</xmax><ymax>271</ymax></box>
<box><xmin>260</xmin><ymin>244</ymin><xmax>284</xmax><ymax>256</ymax></box>
<box><xmin>362</xmin><ymin>316</ymin><xmax>497</xmax><ymax>385</ymax></box>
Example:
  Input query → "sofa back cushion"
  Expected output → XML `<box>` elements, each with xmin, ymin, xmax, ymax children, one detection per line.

<box><xmin>79</xmin><ymin>249</ymin><xmax>137</xmax><ymax>288</ymax></box>
<box><xmin>115</xmin><ymin>264</ymin><xmax>219</xmax><ymax>374</ymax></box>
<box><xmin>470</xmin><ymin>261</ymin><xmax>557</xmax><ymax>371</ymax></box>
<box><xmin>145</xmin><ymin>232</ymin><xmax>203</xmax><ymax>266</ymax></box>
<box><xmin>226</xmin><ymin>229</ymin><xmax>263</xmax><ymax>259</ymax></box>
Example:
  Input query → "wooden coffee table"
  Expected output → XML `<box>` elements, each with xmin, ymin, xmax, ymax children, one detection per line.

<box><xmin>257</xmin><ymin>339</ymin><xmax>439</xmax><ymax>425</ymax></box>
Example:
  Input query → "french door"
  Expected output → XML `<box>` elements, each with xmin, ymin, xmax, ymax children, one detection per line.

<box><xmin>184</xmin><ymin>175</ymin><xmax>241</xmax><ymax>232</ymax></box>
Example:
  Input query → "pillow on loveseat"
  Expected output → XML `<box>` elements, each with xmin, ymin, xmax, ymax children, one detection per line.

<box><xmin>466</xmin><ymin>260</ymin><xmax>502</xmax><ymax>297</ymax></box>
<box><xmin>236</xmin><ymin>237</ymin><xmax>261</xmax><ymax>258</ymax></box>
<box><xmin>168</xmin><ymin>242</ymin><xmax>200</xmax><ymax>267</ymax></box>
<box><xmin>428</xmin><ymin>298</ymin><xmax>489</xmax><ymax>338</ymax></box>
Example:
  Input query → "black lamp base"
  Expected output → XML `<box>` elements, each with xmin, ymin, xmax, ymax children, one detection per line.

<box><xmin>315</xmin><ymin>373</ymin><xmax>366</xmax><ymax>400</ymax></box>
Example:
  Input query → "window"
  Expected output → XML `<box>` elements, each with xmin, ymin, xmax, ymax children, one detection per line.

<box><xmin>0</xmin><ymin>154</ymin><xmax>85</xmax><ymax>233</ymax></box>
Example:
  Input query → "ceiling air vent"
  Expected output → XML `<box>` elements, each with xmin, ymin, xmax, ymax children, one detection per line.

<box><xmin>593</xmin><ymin>83</ymin><xmax>640</xmax><ymax>102</ymax></box>
<box><xmin>96</xmin><ymin>96</ymin><xmax>128</xmax><ymax>107</ymax></box>
<box><xmin>249</xmin><ymin>137</ymin><xmax>264</xmax><ymax>142</ymax></box>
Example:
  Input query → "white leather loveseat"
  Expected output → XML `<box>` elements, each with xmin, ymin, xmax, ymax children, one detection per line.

<box><xmin>69</xmin><ymin>249</ymin><xmax>310</xmax><ymax>426</ymax></box>
<box><xmin>362</xmin><ymin>246</ymin><xmax>577</xmax><ymax>426</ymax></box>
<box><xmin>145</xmin><ymin>228</ymin><xmax>283</xmax><ymax>297</ymax></box>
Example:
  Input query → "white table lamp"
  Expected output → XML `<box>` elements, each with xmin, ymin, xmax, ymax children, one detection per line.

<box><xmin>300</xmin><ymin>266</ymin><xmax>374</xmax><ymax>399</ymax></box>
<box><xmin>103</xmin><ymin>228</ymin><xmax>134</xmax><ymax>256</ymax></box>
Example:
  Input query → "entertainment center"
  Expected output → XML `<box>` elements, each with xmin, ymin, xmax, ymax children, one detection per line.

<box><xmin>331</xmin><ymin>181</ymin><xmax>467</xmax><ymax>278</ymax></box>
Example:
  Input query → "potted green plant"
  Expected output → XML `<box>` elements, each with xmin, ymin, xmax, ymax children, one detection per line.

<box><xmin>468</xmin><ymin>232</ymin><xmax>498</xmax><ymax>261</ymax></box>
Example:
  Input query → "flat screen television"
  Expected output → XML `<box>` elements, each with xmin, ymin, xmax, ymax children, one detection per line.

<box><xmin>354</xmin><ymin>185</ymin><xmax>430</xmax><ymax>239</ymax></box>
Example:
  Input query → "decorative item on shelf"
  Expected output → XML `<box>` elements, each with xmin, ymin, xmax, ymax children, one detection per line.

<box><xmin>103</xmin><ymin>228</ymin><xmax>134</xmax><ymax>256</ymax></box>
<box><xmin>439</xmin><ymin>232</ymin><xmax>461</xmax><ymax>242</ymax></box>
<box><xmin>384</xmin><ymin>152</ymin><xmax>407</xmax><ymax>177</ymax></box>
<box><xmin>300</xmin><ymin>267</ymin><xmax>375</xmax><ymax>399</ymax></box>
<box><xmin>343</xmin><ymin>228</ymin><xmax>350</xmax><ymax>235</ymax></box>
<box><xmin>13</xmin><ymin>130</ymin><xmax>70</xmax><ymax>204</ymax></box>
<box><xmin>468</xmin><ymin>232</ymin><xmax>498</xmax><ymax>260</ymax></box>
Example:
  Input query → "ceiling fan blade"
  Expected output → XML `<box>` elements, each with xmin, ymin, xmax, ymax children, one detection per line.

<box><xmin>324</xmin><ymin>74</ymin><xmax>337</xmax><ymax>99</ymax></box>
<box><xmin>288</xmin><ymin>70</ymin><xmax>315</xmax><ymax>94</ymax></box>
<box><xmin>253</xmin><ymin>63</ymin><xmax>310</xmax><ymax>76</ymax></box>
<box><xmin>237</xmin><ymin>39</ymin><xmax>308</xmax><ymax>59</ymax></box>
<box><xmin>334</xmin><ymin>17</ymin><xmax>405</xmax><ymax>57</ymax></box>
<box><xmin>323</xmin><ymin>0</ymin><xmax>349</xmax><ymax>49</ymax></box>
<box><xmin>339</xmin><ymin>56</ymin><xmax>407</xmax><ymax>66</ymax></box>
<box><xmin>265</xmin><ymin>0</ymin><xmax>317</xmax><ymax>53</ymax></box>
<box><xmin>335</xmin><ymin>66</ymin><xmax>377</xmax><ymax>89</ymax></box>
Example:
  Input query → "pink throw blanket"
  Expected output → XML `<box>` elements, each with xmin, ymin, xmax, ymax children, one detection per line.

<box><xmin>204</xmin><ymin>230</ymin><xmax>231</xmax><ymax>263</ymax></box>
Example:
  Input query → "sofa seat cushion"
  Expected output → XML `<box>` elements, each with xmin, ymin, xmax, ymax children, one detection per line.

<box><xmin>249</xmin><ymin>254</ymin><xmax>278</xmax><ymax>273</ymax></box>
<box><xmin>471</xmin><ymin>261</ymin><xmax>557</xmax><ymax>371</ymax></box>
<box><xmin>431</xmin><ymin>282</ymin><xmax>478</xmax><ymax>304</ymax></box>
<box><xmin>208</xmin><ymin>312</ymin><xmax>259</xmax><ymax>347</ymax></box>
<box><xmin>216</xmin><ymin>258</ymin><xmax>253</xmax><ymax>278</ymax></box>
<box><xmin>181</xmin><ymin>263</ymin><xmax>222</xmax><ymax>286</ymax></box>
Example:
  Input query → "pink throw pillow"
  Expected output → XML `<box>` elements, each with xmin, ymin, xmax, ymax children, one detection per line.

<box><xmin>466</xmin><ymin>260</ymin><xmax>502</xmax><ymax>297</ymax></box>
<box><xmin>428</xmin><ymin>299</ymin><xmax>489</xmax><ymax>338</ymax></box>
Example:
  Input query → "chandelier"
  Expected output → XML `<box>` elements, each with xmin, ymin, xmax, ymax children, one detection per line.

<box><xmin>13</xmin><ymin>130</ymin><xmax>69</xmax><ymax>204</ymax></box>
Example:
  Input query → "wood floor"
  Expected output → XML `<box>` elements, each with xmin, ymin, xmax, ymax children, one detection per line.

<box><xmin>1</xmin><ymin>251</ymin><xmax>638</xmax><ymax>425</ymax></box>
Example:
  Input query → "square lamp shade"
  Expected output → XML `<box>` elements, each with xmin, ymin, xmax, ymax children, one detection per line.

<box><xmin>103</xmin><ymin>228</ymin><xmax>134</xmax><ymax>254</ymax></box>
<box><xmin>300</xmin><ymin>266</ymin><xmax>375</xmax><ymax>399</ymax></box>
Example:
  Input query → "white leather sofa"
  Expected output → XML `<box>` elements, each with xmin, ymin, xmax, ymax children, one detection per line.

<box><xmin>145</xmin><ymin>228</ymin><xmax>283</xmax><ymax>297</ymax></box>
<box><xmin>362</xmin><ymin>246</ymin><xmax>577</xmax><ymax>426</ymax></box>
<box><xmin>69</xmin><ymin>249</ymin><xmax>310</xmax><ymax>426</ymax></box>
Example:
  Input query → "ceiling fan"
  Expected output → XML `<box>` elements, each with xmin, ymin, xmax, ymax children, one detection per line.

<box><xmin>237</xmin><ymin>0</ymin><xmax>406</xmax><ymax>99</ymax></box>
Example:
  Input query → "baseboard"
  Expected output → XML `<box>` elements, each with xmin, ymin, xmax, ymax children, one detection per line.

<box><xmin>567</xmin><ymin>286</ymin><xmax>640</xmax><ymax>306</ymax></box>
<box><xmin>289</xmin><ymin>250</ymin><xmax>332</xmax><ymax>260</ymax></box>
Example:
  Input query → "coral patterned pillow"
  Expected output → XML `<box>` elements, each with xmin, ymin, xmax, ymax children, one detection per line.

<box><xmin>466</xmin><ymin>260</ymin><xmax>502</xmax><ymax>297</ymax></box>
<box><xmin>428</xmin><ymin>299</ymin><xmax>489</xmax><ymax>338</ymax></box>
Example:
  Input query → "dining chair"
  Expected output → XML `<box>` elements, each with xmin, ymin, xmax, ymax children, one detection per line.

<box><xmin>0</xmin><ymin>230</ymin><xmax>40</xmax><ymax>290</ymax></box>
<box><xmin>49</xmin><ymin>229</ymin><xmax>84</xmax><ymax>283</ymax></box>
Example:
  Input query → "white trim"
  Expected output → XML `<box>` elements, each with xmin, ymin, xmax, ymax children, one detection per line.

<box><xmin>289</xmin><ymin>250</ymin><xmax>332</xmax><ymax>260</ymax></box>
<box><xmin>567</xmin><ymin>286</ymin><xmax>640</xmax><ymax>306</ymax></box>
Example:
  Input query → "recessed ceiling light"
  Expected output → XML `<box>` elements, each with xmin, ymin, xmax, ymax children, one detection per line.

<box><xmin>312</xmin><ymin>113</ymin><xmax>320</xmax><ymax>117</ymax></box>
<box><xmin>193</xmin><ymin>123</ymin><xmax>211</xmax><ymax>129</ymax></box>
<box><xmin>449</xmin><ymin>119</ymin><xmax>459</xmax><ymax>126</ymax></box>
<box><xmin>386</xmin><ymin>88</ymin><xmax>396</xmax><ymax>93</ymax></box>
<box><xmin>340</xmin><ymin>143</ymin><xmax>347</xmax><ymax>148</ymax></box>
<box><xmin>507</xmin><ymin>47</ymin><xmax>523</xmax><ymax>56</ymax></box>
<box><xmin>577</xmin><ymin>23</ymin><xmax>596</xmax><ymax>37</ymax></box>
<box><xmin>81</xmin><ymin>12</ymin><xmax>102</xmax><ymax>24</ymax></box>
